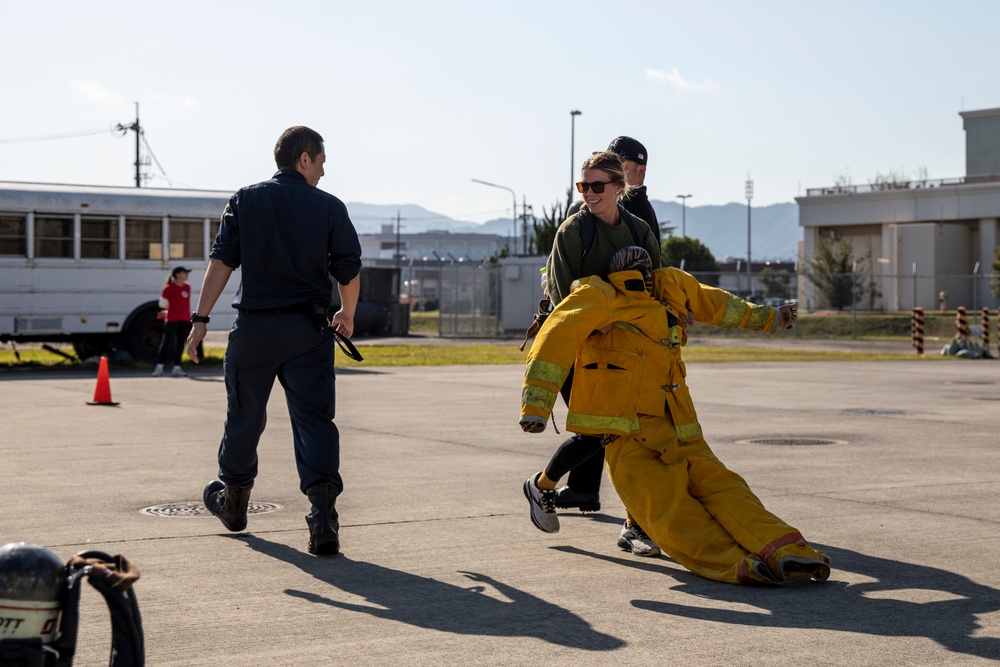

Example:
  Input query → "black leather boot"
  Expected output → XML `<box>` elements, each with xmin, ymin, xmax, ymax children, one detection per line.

<box><xmin>203</xmin><ymin>480</ymin><xmax>253</xmax><ymax>532</ymax></box>
<box><xmin>305</xmin><ymin>483</ymin><xmax>340</xmax><ymax>556</ymax></box>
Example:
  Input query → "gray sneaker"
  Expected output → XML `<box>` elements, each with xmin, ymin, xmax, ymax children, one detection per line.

<box><xmin>618</xmin><ymin>522</ymin><xmax>661</xmax><ymax>557</ymax></box>
<box><xmin>523</xmin><ymin>474</ymin><xmax>559</xmax><ymax>533</ymax></box>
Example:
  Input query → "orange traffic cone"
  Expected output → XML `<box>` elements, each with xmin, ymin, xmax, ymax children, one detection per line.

<box><xmin>87</xmin><ymin>355</ymin><xmax>120</xmax><ymax>406</ymax></box>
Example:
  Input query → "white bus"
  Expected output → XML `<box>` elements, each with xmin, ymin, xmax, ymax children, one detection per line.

<box><xmin>0</xmin><ymin>180</ymin><xmax>238</xmax><ymax>362</ymax></box>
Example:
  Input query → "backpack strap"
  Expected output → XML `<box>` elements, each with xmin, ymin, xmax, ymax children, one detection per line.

<box><xmin>621</xmin><ymin>208</ymin><xmax>648</xmax><ymax>247</ymax></box>
<box><xmin>579</xmin><ymin>209</ymin><xmax>596</xmax><ymax>259</ymax></box>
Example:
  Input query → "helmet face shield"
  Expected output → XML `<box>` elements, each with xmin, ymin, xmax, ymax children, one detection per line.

<box><xmin>0</xmin><ymin>543</ymin><xmax>66</xmax><ymax>643</ymax></box>
<box><xmin>609</xmin><ymin>246</ymin><xmax>653</xmax><ymax>295</ymax></box>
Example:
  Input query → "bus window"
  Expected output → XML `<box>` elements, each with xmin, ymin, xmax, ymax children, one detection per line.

<box><xmin>81</xmin><ymin>216</ymin><xmax>119</xmax><ymax>259</ymax></box>
<box><xmin>169</xmin><ymin>218</ymin><xmax>203</xmax><ymax>259</ymax></box>
<box><xmin>34</xmin><ymin>216</ymin><xmax>73</xmax><ymax>258</ymax></box>
<box><xmin>125</xmin><ymin>217</ymin><xmax>162</xmax><ymax>260</ymax></box>
<box><xmin>0</xmin><ymin>214</ymin><xmax>26</xmax><ymax>256</ymax></box>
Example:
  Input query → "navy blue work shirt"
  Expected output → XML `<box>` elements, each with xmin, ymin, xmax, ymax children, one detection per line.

<box><xmin>210</xmin><ymin>169</ymin><xmax>362</xmax><ymax>310</ymax></box>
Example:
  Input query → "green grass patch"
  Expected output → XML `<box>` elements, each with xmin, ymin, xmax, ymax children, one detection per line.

<box><xmin>0</xmin><ymin>345</ymin><xmax>226</xmax><ymax>370</ymax></box>
<box><xmin>0</xmin><ymin>344</ymin><xmax>942</xmax><ymax>370</ymax></box>
<box><xmin>681</xmin><ymin>346</ymin><xmax>942</xmax><ymax>363</ymax></box>
<box><xmin>408</xmin><ymin>311</ymin><xmax>440</xmax><ymax>333</ymax></box>
<box><xmin>333</xmin><ymin>343</ymin><xmax>933</xmax><ymax>366</ymax></box>
<box><xmin>0</xmin><ymin>311</ymin><xmax>960</xmax><ymax>371</ymax></box>
<box><xmin>693</xmin><ymin>311</ymin><xmax>988</xmax><ymax>341</ymax></box>
<box><xmin>336</xmin><ymin>344</ymin><xmax>527</xmax><ymax>367</ymax></box>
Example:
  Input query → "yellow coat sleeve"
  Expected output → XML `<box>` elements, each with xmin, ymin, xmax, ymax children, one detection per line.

<box><xmin>655</xmin><ymin>268</ymin><xmax>776</xmax><ymax>332</ymax></box>
<box><xmin>521</xmin><ymin>280</ymin><xmax>614</xmax><ymax>423</ymax></box>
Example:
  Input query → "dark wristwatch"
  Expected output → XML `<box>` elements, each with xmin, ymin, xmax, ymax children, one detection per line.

<box><xmin>191</xmin><ymin>312</ymin><xmax>211</xmax><ymax>324</ymax></box>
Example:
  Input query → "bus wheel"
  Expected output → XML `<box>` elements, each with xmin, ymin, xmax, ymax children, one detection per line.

<box><xmin>72</xmin><ymin>335</ymin><xmax>113</xmax><ymax>361</ymax></box>
<box><xmin>122</xmin><ymin>307</ymin><xmax>164</xmax><ymax>363</ymax></box>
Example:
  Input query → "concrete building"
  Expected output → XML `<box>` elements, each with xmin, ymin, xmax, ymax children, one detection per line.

<box><xmin>360</xmin><ymin>225</ymin><xmax>511</xmax><ymax>264</ymax></box>
<box><xmin>796</xmin><ymin>107</ymin><xmax>1000</xmax><ymax>311</ymax></box>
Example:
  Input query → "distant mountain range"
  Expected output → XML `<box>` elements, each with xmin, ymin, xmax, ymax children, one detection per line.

<box><xmin>346</xmin><ymin>200</ymin><xmax>800</xmax><ymax>261</ymax></box>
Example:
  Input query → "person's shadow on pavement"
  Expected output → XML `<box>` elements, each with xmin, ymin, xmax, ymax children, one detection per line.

<box><xmin>237</xmin><ymin>534</ymin><xmax>624</xmax><ymax>651</ymax></box>
<box><xmin>553</xmin><ymin>544</ymin><xmax>1000</xmax><ymax>661</ymax></box>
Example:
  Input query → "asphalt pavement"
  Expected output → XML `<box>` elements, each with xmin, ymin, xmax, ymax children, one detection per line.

<box><xmin>2</xmin><ymin>352</ymin><xmax>999</xmax><ymax>666</ymax></box>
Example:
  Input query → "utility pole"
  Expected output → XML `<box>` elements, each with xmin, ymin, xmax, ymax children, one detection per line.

<box><xmin>114</xmin><ymin>102</ymin><xmax>146</xmax><ymax>187</ymax></box>
<box><xmin>521</xmin><ymin>196</ymin><xmax>533</xmax><ymax>255</ymax></box>
<box><xmin>394</xmin><ymin>209</ymin><xmax>406</xmax><ymax>267</ymax></box>
<box><xmin>471</xmin><ymin>179</ymin><xmax>517</xmax><ymax>256</ymax></box>
<box><xmin>676</xmin><ymin>194</ymin><xmax>692</xmax><ymax>237</ymax></box>
<box><xmin>745</xmin><ymin>175</ymin><xmax>754</xmax><ymax>298</ymax></box>
<box><xmin>570</xmin><ymin>110</ymin><xmax>582</xmax><ymax>199</ymax></box>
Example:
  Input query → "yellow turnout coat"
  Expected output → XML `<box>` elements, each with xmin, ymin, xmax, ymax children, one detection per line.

<box><xmin>521</xmin><ymin>268</ymin><xmax>830</xmax><ymax>585</ymax></box>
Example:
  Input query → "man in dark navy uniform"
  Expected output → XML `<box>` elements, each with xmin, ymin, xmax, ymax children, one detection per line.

<box><xmin>185</xmin><ymin>125</ymin><xmax>361</xmax><ymax>556</ymax></box>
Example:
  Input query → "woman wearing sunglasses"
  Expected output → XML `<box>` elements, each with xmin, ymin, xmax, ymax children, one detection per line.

<box><xmin>526</xmin><ymin>151</ymin><xmax>664</xmax><ymax>555</ymax></box>
<box><xmin>545</xmin><ymin>150</ymin><xmax>661</xmax><ymax>306</ymax></box>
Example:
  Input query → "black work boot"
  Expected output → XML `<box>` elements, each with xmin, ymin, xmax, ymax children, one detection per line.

<box><xmin>203</xmin><ymin>480</ymin><xmax>253</xmax><ymax>532</ymax></box>
<box><xmin>553</xmin><ymin>486</ymin><xmax>601</xmax><ymax>512</ymax></box>
<box><xmin>305</xmin><ymin>483</ymin><xmax>340</xmax><ymax>556</ymax></box>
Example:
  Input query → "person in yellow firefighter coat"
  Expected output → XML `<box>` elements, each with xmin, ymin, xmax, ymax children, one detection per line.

<box><xmin>520</xmin><ymin>246</ymin><xmax>831</xmax><ymax>586</ymax></box>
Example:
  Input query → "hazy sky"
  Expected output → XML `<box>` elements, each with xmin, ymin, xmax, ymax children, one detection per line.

<box><xmin>1</xmin><ymin>1</ymin><xmax>995</xmax><ymax>225</ymax></box>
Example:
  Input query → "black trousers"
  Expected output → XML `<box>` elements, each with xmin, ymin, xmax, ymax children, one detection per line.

<box><xmin>216</xmin><ymin>311</ymin><xmax>342</xmax><ymax>495</ymax></box>
<box><xmin>542</xmin><ymin>365</ymin><xmax>605</xmax><ymax>494</ymax></box>
<box><xmin>157</xmin><ymin>321</ymin><xmax>192</xmax><ymax>366</ymax></box>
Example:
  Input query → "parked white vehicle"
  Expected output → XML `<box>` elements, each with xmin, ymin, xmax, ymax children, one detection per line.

<box><xmin>0</xmin><ymin>180</ymin><xmax>238</xmax><ymax>361</ymax></box>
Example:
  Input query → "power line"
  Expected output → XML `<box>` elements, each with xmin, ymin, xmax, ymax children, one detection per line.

<box><xmin>139</xmin><ymin>131</ymin><xmax>169</xmax><ymax>183</ymax></box>
<box><xmin>0</xmin><ymin>127</ymin><xmax>111</xmax><ymax>145</ymax></box>
<box><xmin>0</xmin><ymin>103</ymin><xmax>131</xmax><ymax>125</ymax></box>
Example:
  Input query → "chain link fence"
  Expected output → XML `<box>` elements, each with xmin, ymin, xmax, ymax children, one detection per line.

<box><xmin>411</xmin><ymin>263</ymin><xmax>1000</xmax><ymax>338</ymax></box>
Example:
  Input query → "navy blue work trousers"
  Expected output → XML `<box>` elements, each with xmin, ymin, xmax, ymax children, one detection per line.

<box><xmin>217</xmin><ymin>310</ymin><xmax>342</xmax><ymax>495</ymax></box>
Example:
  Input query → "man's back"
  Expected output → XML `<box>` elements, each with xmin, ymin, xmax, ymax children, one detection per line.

<box><xmin>212</xmin><ymin>170</ymin><xmax>361</xmax><ymax>310</ymax></box>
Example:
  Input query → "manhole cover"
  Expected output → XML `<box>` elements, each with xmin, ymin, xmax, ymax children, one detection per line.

<box><xmin>736</xmin><ymin>438</ymin><xmax>840</xmax><ymax>446</ymax></box>
<box><xmin>139</xmin><ymin>501</ymin><xmax>282</xmax><ymax>518</ymax></box>
<box><xmin>841</xmin><ymin>408</ymin><xmax>907</xmax><ymax>416</ymax></box>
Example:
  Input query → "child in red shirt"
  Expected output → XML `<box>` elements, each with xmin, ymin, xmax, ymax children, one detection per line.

<box><xmin>152</xmin><ymin>267</ymin><xmax>193</xmax><ymax>377</ymax></box>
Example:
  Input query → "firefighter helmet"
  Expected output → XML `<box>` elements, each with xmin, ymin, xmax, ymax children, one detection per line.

<box><xmin>0</xmin><ymin>542</ymin><xmax>66</xmax><ymax>644</ymax></box>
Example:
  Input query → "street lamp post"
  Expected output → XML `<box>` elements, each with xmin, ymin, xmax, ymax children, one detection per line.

<box><xmin>745</xmin><ymin>176</ymin><xmax>754</xmax><ymax>298</ymax></box>
<box><xmin>570</xmin><ymin>110</ymin><xmax>582</xmax><ymax>200</ymax></box>
<box><xmin>676</xmin><ymin>194</ymin><xmax>692</xmax><ymax>237</ymax></box>
<box><xmin>472</xmin><ymin>178</ymin><xmax>517</xmax><ymax>255</ymax></box>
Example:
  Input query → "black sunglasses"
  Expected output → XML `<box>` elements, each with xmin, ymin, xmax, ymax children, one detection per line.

<box><xmin>333</xmin><ymin>329</ymin><xmax>364</xmax><ymax>362</ymax></box>
<box><xmin>576</xmin><ymin>180</ymin><xmax>616</xmax><ymax>194</ymax></box>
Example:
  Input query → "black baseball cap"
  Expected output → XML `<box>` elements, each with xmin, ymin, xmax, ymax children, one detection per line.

<box><xmin>608</xmin><ymin>136</ymin><xmax>647</xmax><ymax>166</ymax></box>
<box><xmin>171</xmin><ymin>266</ymin><xmax>192</xmax><ymax>277</ymax></box>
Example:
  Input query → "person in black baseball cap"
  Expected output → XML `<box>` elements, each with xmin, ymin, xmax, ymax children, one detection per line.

<box><xmin>607</xmin><ymin>136</ymin><xmax>659</xmax><ymax>245</ymax></box>
<box><xmin>608</xmin><ymin>136</ymin><xmax>647</xmax><ymax>166</ymax></box>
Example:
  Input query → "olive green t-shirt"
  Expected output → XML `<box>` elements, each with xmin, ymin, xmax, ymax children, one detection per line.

<box><xmin>546</xmin><ymin>207</ymin><xmax>661</xmax><ymax>305</ymax></box>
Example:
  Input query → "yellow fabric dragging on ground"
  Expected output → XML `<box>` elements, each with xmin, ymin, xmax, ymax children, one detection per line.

<box><xmin>604</xmin><ymin>413</ymin><xmax>823</xmax><ymax>584</ymax></box>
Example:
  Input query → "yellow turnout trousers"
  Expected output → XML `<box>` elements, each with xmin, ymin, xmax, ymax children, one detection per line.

<box><xmin>604</xmin><ymin>414</ymin><xmax>828</xmax><ymax>585</ymax></box>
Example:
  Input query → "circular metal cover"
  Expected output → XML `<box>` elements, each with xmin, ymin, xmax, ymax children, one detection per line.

<box><xmin>139</xmin><ymin>501</ymin><xmax>282</xmax><ymax>518</ymax></box>
<box><xmin>736</xmin><ymin>438</ymin><xmax>841</xmax><ymax>446</ymax></box>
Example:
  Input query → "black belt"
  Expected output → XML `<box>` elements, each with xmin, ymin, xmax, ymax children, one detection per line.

<box><xmin>237</xmin><ymin>305</ymin><xmax>309</xmax><ymax>315</ymax></box>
